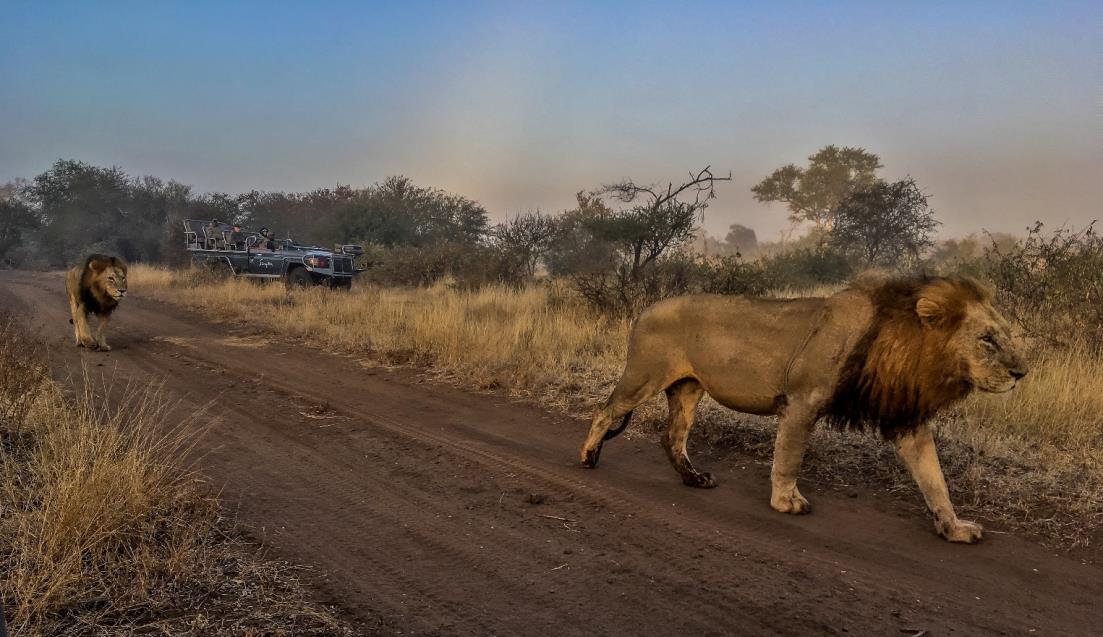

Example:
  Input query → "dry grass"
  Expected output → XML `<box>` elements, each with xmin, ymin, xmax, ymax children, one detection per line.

<box><xmin>129</xmin><ymin>265</ymin><xmax>1103</xmax><ymax>548</ymax></box>
<box><xmin>0</xmin><ymin>317</ymin><xmax>351</xmax><ymax>635</ymax></box>
<box><xmin>961</xmin><ymin>340</ymin><xmax>1103</xmax><ymax>451</ymax></box>
<box><xmin>132</xmin><ymin>266</ymin><xmax>631</xmax><ymax>407</ymax></box>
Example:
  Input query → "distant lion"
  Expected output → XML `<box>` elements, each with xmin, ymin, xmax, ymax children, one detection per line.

<box><xmin>580</xmin><ymin>274</ymin><xmax>1027</xmax><ymax>543</ymax></box>
<box><xmin>65</xmin><ymin>254</ymin><xmax>128</xmax><ymax>351</ymax></box>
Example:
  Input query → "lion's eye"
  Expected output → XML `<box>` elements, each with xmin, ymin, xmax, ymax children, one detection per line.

<box><xmin>980</xmin><ymin>334</ymin><xmax>997</xmax><ymax>348</ymax></box>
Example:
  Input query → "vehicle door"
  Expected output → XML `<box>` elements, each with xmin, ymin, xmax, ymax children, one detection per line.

<box><xmin>248</xmin><ymin>251</ymin><xmax>283</xmax><ymax>277</ymax></box>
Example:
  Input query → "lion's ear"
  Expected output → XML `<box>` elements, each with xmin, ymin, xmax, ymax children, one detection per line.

<box><xmin>916</xmin><ymin>297</ymin><xmax>943</xmax><ymax>322</ymax></box>
<box><xmin>88</xmin><ymin>258</ymin><xmax>109</xmax><ymax>273</ymax></box>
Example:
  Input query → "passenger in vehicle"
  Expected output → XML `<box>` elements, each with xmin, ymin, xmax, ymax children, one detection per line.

<box><xmin>230</xmin><ymin>225</ymin><xmax>246</xmax><ymax>250</ymax></box>
<box><xmin>255</xmin><ymin>227</ymin><xmax>276</xmax><ymax>251</ymax></box>
<box><xmin>206</xmin><ymin>219</ymin><xmax>227</xmax><ymax>250</ymax></box>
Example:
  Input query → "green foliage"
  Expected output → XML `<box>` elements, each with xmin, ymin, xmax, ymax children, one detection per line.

<box><xmin>698</xmin><ymin>255</ymin><xmax>772</xmax><ymax>296</ymax></box>
<box><xmin>982</xmin><ymin>222</ymin><xmax>1103</xmax><ymax>351</ymax></box>
<box><xmin>16</xmin><ymin>161</ymin><xmax>204</xmax><ymax>267</ymax></box>
<box><xmin>567</xmin><ymin>245</ymin><xmax>856</xmax><ymax>317</ymax></box>
<box><xmin>568</xmin><ymin>253</ymin><xmax>703</xmax><ymax>317</ymax></box>
<box><xmin>25</xmin><ymin>160</ymin><xmax>133</xmax><ymax>266</ymax></box>
<box><xmin>364</xmin><ymin>242</ymin><xmax>526</xmax><ymax>289</ymax></box>
<box><xmin>11</xmin><ymin>161</ymin><xmax>491</xmax><ymax>269</ymax></box>
<box><xmin>0</xmin><ymin>181</ymin><xmax>40</xmax><ymax>267</ymax></box>
<box><xmin>758</xmin><ymin>247</ymin><xmax>854</xmax><ymax>290</ymax></box>
<box><xmin>583</xmin><ymin>199</ymin><xmax>698</xmax><ymax>275</ymax></box>
<box><xmin>587</xmin><ymin>167</ymin><xmax>729</xmax><ymax>277</ymax></box>
<box><xmin>752</xmin><ymin>145</ymin><xmax>882</xmax><ymax>230</ymax></box>
<box><xmin>723</xmin><ymin>223</ymin><xmax>758</xmax><ymax>255</ymax></box>
<box><xmin>545</xmin><ymin>192</ymin><xmax>619</xmax><ymax>276</ymax></box>
<box><xmin>828</xmin><ymin>177</ymin><xmax>939</xmax><ymax>267</ymax></box>
<box><xmin>234</xmin><ymin>186</ymin><xmax>356</xmax><ymax>246</ymax></box>
<box><xmin>554</xmin><ymin>167</ymin><xmax>733</xmax><ymax>314</ymax></box>
<box><xmin>330</xmin><ymin>176</ymin><xmax>489</xmax><ymax>248</ymax></box>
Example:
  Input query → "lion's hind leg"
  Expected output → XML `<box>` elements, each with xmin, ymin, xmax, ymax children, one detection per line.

<box><xmin>662</xmin><ymin>378</ymin><xmax>715</xmax><ymax>488</ymax></box>
<box><xmin>580</xmin><ymin>368</ymin><xmax>667</xmax><ymax>468</ymax></box>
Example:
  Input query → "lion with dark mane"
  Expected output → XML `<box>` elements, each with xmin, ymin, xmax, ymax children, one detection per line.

<box><xmin>65</xmin><ymin>254</ymin><xmax>128</xmax><ymax>351</ymax></box>
<box><xmin>580</xmin><ymin>274</ymin><xmax>1027</xmax><ymax>542</ymax></box>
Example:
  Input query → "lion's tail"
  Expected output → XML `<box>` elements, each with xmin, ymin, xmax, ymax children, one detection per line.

<box><xmin>603</xmin><ymin>411</ymin><xmax>633</xmax><ymax>441</ymax></box>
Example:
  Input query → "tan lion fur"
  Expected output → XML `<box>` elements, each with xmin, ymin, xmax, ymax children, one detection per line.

<box><xmin>580</xmin><ymin>273</ymin><xmax>1027</xmax><ymax>542</ymax></box>
<box><xmin>65</xmin><ymin>254</ymin><xmax>128</xmax><ymax>351</ymax></box>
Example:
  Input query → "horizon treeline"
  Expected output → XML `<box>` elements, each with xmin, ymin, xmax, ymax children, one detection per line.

<box><xmin>5</xmin><ymin>153</ymin><xmax>1093</xmax><ymax>329</ymax></box>
<box><xmin>0</xmin><ymin>159</ymin><xmax>496</xmax><ymax>269</ymax></box>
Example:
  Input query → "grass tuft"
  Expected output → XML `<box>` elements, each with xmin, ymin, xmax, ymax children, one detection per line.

<box><xmin>0</xmin><ymin>316</ymin><xmax>351</xmax><ymax>635</ymax></box>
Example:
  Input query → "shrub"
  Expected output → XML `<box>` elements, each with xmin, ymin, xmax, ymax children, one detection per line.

<box><xmin>698</xmin><ymin>255</ymin><xmax>772</xmax><ymax>296</ymax></box>
<box><xmin>365</xmin><ymin>242</ymin><xmax>528</xmax><ymax>289</ymax></box>
<box><xmin>982</xmin><ymin>222</ymin><xmax>1103</xmax><ymax>351</ymax></box>
<box><xmin>758</xmin><ymin>247</ymin><xmax>854</xmax><ymax>291</ymax></box>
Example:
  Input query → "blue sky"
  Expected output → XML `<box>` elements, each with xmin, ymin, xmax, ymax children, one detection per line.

<box><xmin>1</xmin><ymin>1</ymin><xmax>1098</xmax><ymax>239</ymax></box>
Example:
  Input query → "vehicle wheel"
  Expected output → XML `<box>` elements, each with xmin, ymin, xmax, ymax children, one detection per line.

<box><xmin>287</xmin><ymin>268</ymin><xmax>314</xmax><ymax>289</ymax></box>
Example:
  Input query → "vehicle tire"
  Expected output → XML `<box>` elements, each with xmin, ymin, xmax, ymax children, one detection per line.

<box><xmin>287</xmin><ymin>267</ymin><xmax>314</xmax><ymax>289</ymax></box>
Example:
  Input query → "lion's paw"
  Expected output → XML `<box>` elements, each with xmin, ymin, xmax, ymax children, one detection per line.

<box><xmin>682</xmin><ymin>471</ymin><xmax>718</xmax><ymax>489</ymax></box>
<box><xmin>937</xmin><ymin>518</ymin><xmax>983</xmax><ymax>543</ymax></box>
<box><xmin>580</xmin><ymin>444</ymin><xmax>602</xmax><ymax>468</ymax></box>
<box><xmin>770</xmin><ymin>487</ymin><xmax>811</xmax><ymax>514</ymax></box>
<box><xmin>97</xmin><ymin>343</ymin><xmax>112</xmax><ymax>352</ymax></box>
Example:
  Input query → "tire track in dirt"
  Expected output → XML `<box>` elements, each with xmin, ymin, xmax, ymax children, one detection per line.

<box><xmin>3</xmin><ymin>271</ymin><xmax>1100</xmax><ymax>636</ymax></box>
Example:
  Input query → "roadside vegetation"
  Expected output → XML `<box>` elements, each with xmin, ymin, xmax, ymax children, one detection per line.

<box><xmin>0</xmin><ymin>318</ymin><xmax>350</xmax><ymax>635</ymax></box>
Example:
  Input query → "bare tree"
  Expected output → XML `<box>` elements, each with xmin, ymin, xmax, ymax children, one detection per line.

<box><xmin>493</xmin><ymin>210</ymin><xmax>556</xmax><ymax>276</ymax></box>
<box><xmin>589</xmin><ymin>166</ymin><xmax>732</xmax><ymax>277</ymax></box>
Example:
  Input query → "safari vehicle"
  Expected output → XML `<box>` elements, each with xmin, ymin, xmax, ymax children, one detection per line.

<box><xmin>183</xmin><ymin>219</ymin><xmax>363</xmax><ymax>289</ymax></box>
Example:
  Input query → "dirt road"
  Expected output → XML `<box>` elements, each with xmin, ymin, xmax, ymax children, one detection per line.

<box><xmin>3</xmin><ymin>271</ymin><xmax>1099</xmax><ymax>636</ymax></box>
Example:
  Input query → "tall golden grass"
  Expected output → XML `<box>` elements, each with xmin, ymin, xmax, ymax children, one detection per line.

<box><xmin>134</xmin><ymin>267</ymin><xmax>633</xmax><ymax>406</ymax></box>
<box><xmin>129</xmin><ymin>265</ymin><xmax>1102</xmax><ymax>546</ymax></box>
<box><xmin>0</xmin><ymin>318</ymin><xmax>349</xmax><ymax>635</ymax></box>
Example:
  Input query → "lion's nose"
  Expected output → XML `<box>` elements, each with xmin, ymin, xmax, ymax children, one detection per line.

<box><xmin>1010</xmin><ymin>368</ymin><xmax>1027</xmax><ymax>380</ymax></box>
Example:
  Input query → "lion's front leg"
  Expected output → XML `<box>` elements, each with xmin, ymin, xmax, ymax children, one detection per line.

<box><xmin>770</xmin><ymin>406</ymin><xmax>816</xmax><ymax>514</ymax></box>
<box><xmin>93</xmin><ymin>313</ymin><xmax>112</xmax><ymax>351</ymax></box>
<box><xmin>69</xmin><ymin>302</ymin><xmax>96</xmax><ymax>349</ymax></box>
<box><xmin>894</xmin><ymin>424</ymin><xmax>982</xmax><ymax>543</ymax></box>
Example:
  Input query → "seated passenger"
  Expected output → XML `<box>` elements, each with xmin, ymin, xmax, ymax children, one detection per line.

<box><xmin>254</xmin><ymin>227</ymin><xmax>276</xmax><ymax>251</ymax></box>
<box><xmin>206</xmin><ymin>219</ymin><xmax>227</xmax><ymax>250</ymax></box>
<box><xmin>230</xmin><ymin>225</ymin><xmax>246</xmax><ymax>250</ymax></box>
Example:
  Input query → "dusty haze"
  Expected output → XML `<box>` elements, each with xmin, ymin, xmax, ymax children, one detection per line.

<box><xmin>1</xmin><ymin>2</ymin><xmax>1098</xmax><ymax>240</ymax></box>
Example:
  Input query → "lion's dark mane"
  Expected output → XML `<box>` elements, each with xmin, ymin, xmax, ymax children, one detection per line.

<box><xmin>78</xmin><ymin>253</ymin><xmax>123</xmax><ymax>316</ymax></box>
<box><xmin>825</xmin><ymin>275</ymin><xmax>989</xmax><ymax>439</ymax></box>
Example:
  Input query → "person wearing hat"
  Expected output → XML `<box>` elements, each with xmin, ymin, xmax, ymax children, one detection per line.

<box><xmin>255</xmin><ymin>227</ymin><xmax>275</xmax><ymax>251</ymax></box>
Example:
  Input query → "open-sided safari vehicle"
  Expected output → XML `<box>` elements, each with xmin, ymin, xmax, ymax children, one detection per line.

<box><xmin>183</xmin><ymin>219</ymin><xmax>363</xmax><ymax>289</ymax></box>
